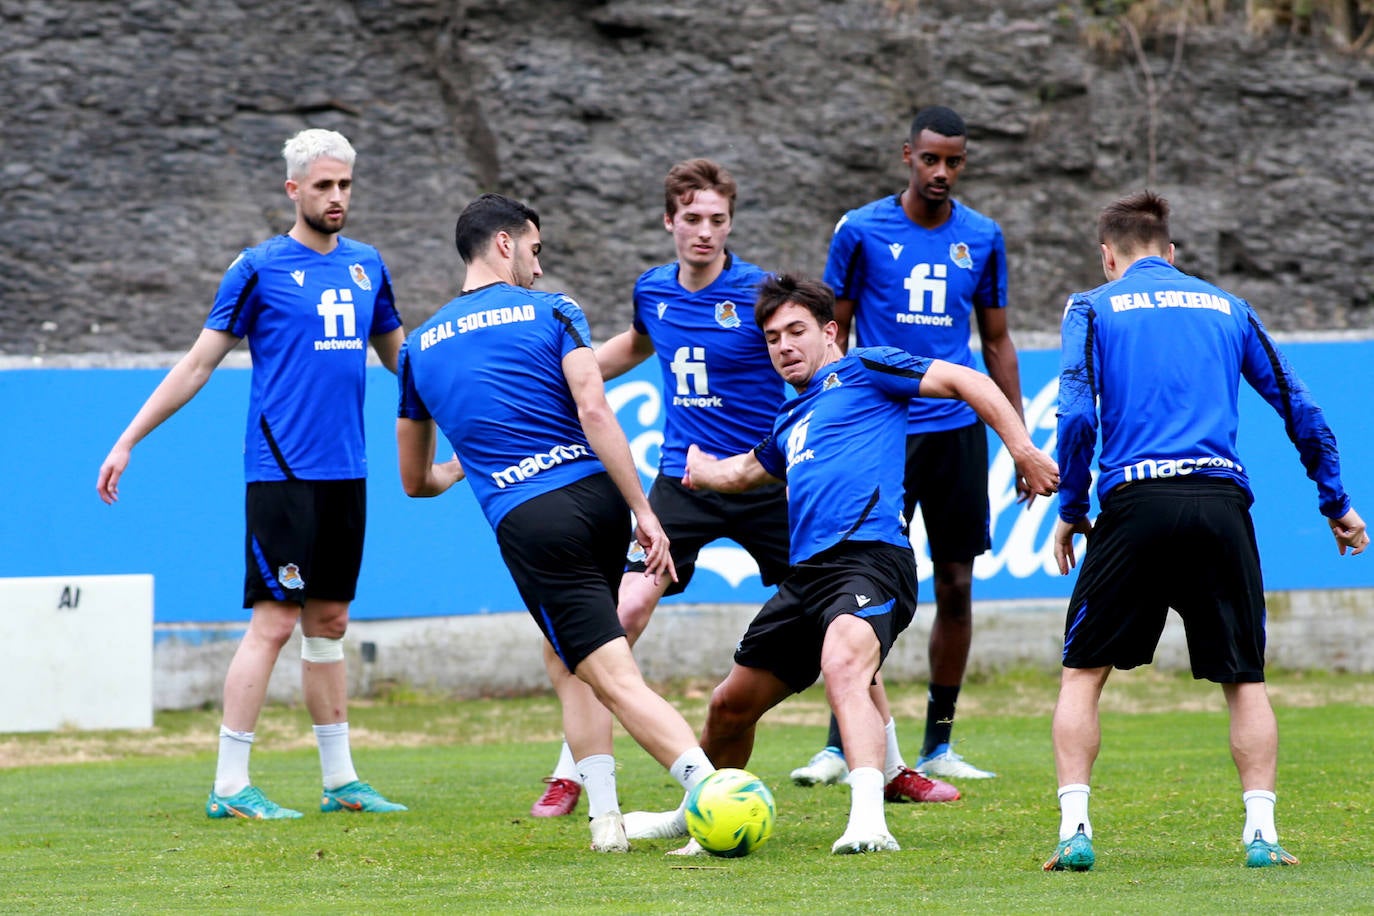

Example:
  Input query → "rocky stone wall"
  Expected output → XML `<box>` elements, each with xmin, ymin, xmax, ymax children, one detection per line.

<box><xmin>3</xmin><ymin>0</ymin><xmax>1371</xmax><ymax>359</ymax></box>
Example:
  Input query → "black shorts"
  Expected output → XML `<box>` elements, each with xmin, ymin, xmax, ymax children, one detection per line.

<box><xmin>1061</xmin><ymin>478</ymin><xmax>1267</xmax><ymax>683</ymax></box>
<box><xmin>903</xmin><ymin>421</ymin><xmax>991</xmax><ymax>563</ymax></box>
<box><xmin>496</xmin><ymin>472</ymin><xmax>630</xmax><ymax>673</ymax></box>
<box><xmin>734</xmin><ymin>541</ymin><xmax>918</xmax><ymax>693</ymax></box>
<box><xmin>624</xmin><ymin>475</ymin><xmax>791</xmax><ymax>595</ymax></box>
<box><xmin>244</xmin><ymin>479</ymin><xmax>366</xmax><ymax>607</ymax></box>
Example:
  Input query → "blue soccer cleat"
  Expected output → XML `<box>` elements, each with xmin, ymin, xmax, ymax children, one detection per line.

<box><xmin>206</xmin><ymin>785</ymin><xmax>303</xmax><ymax>820</ymax></box>
<box><xmin>1245</xmin><ymin>830</ymin><xmax>1298</xmax><ymax>868</ymax></box>
<box><xmin>1043</xmin><ymin>824</ymin><xmax>1095</xmax><ymax>871</ymax></box>
<box><xmin>320</xmin><ymin>780</ymin><xmax>408</xmax><ymax>813</ymax></box>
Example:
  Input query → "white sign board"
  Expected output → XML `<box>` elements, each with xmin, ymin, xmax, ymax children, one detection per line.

<box><xmin>0</xmin><ymin>574</ymin><xmax>153</xmax><ymax>732</ymax></box>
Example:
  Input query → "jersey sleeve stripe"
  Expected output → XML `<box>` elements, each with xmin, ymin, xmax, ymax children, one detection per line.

<box><xmin>857</xmin><ymin>355</ymin><xmax>922</xmax><ymax>378</ymax></box>
<box><xmin>553</xmin><ymin>307</ymin><xmax>588</xmax><ymax>348</ymax></box>
<box><xmin>226</xmin><ymin>271</ymin><xmax>259</xmax><ymax>334</ymax></box>
<box><xmin>837</xmin><ymin>240</ymin><xmax>864</xmax><ymax>299</ymax></box>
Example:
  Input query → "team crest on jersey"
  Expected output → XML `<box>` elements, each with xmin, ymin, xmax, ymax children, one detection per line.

<box><xmin>822</xmin><ymin>371</ymin><xmax>842</xmax><ymax>391</ymax></box>
<box><xmin>625</xmin><ymin>541</ymin><xmax>647</xmax><ymax>563</ymax></box>
<box><xmin>349</xmin><ymin>263</ymin><xmax>372</xmax><ymax>291</ymax></box>
<box><xmin>949</xmin><ymin>242</ymin><xmax>974</xmax><ymax>270</ymax></box>
<box><xmin>277</xmin><ymin>563</ymin><xmax>305</xmax><ymax>590</ymax></box>
<box><xmin>657</xmin><ymin>301</ymin><xmax>669</xmax><ymax>320</ymax></box>
<box><xmin>715</xmin><ymin>300</ymin><xmax>741</xmax><ymax>329</ymax></box>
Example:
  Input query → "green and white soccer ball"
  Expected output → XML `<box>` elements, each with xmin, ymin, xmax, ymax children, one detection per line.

<box><xmin>684</xmin><ymin>768</ymin><xmax>776</xmax><ymax>857</ymax></box>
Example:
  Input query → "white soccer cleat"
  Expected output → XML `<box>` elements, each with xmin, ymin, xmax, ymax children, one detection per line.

<box><xmin>790</xmin><ymin>748</ymin><xmax>849</xmax><ymax>786</ymax></box>
<box><xmin>589</xmin><ymin>812</ymin><xmax>630</xmax><ymax>853</ymax></box>
<box><xmin>666</xmin><ymin>838</ymin><xmax>706</xmax><ymax>857</ymax></box>
<box><xmin>622</xmin><ymin>807</ymin><xmax>688</xmax><ymax>840</ymax></box>
<box><xmin>915</xmin><ymin>743</ymin><xmax>996</xmax><ymax>780</ymax></box>
<box><xmin>831</xmin><ymin>830</ymin><xmax>901</xmax><ymax>854</ymax></box>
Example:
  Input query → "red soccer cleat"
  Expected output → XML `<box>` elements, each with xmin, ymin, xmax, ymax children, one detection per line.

<box><xmin>884</xmin><ymin>766</ymin><xmax>960</xmax><ymax>803</ymax></box>
<box><xmin>531</xmin><ymin>777</ymin><xmax>582</xmax><ymax>817</ymax></box>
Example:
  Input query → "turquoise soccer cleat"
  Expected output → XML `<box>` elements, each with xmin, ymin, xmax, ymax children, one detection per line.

<box><xmin>320</xmin><ymin>780</ymin><xmax>408</xmax><ymax>813</ymax></box>
<box><xmin>1043</xmin><ymin>824</ymin><xmax>1095</xmax><ymax>872</ymax></box>
<box><xmin>1245</xmin><ymin>830</ymin><xmax>1298</xmax><ymax>868</ymax></box>
<box><xmin>206</xmin><ymin>785</ymin><xmax>303</xmax><ymax>820</ymax></box>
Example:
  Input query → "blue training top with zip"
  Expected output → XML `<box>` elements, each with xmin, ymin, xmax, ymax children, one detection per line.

<box><xmin>1056</xmin><ymin>255</ymin><xmax>1350</xmax><ymax>523</ymax></box>
<box><xmin>397</xmin><ymin>283</ymin><xmax>606</xmax><ymax>530</ymax></box>
<box><xmin>754</xmin><ymin>346</ymin><xmax>934</xmax><ymax>565</ymax></box>
<box><xmin>632</xmin><ymin>253</ymin><xmax>785</xmax><ymax>477</ymax></box>
<box><xmin>823</xmin><ymin>195</ymin><xmax>1007</xmax><ymax>433</ymax></box>
<box><xmin>205</xmin><ymin>234</ymin><xmax>402</xmax><ymax>482</ymax></box>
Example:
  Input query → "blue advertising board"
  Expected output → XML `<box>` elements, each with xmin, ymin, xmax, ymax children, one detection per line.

<box><xmin>2</xmin><ymin>341</ymin><xmax>1370</xmax><ymax>623</ymax></box>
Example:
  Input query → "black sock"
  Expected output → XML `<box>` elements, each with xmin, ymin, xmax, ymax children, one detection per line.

<box><xmin>922</xmin><ymin>683</ymin><xmax>961</xmax><ymax>757</ymax></box>
<box><xmin>826</xmin><ymin>713</ymin><xmax>843</xmax><ymax>753</ymax></box>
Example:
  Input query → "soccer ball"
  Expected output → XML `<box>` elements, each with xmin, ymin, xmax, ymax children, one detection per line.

<box><xmin>683</xmin><ymin>768</ymin><xmax>776</xmax><ymax>857</ymax></box>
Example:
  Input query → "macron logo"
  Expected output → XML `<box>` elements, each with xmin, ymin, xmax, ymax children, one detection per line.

<box><xmin>291</xmin><ymin>270</ymin><xmax>305</xmax><ymax>287</ymax></box>
<box><xmin>888</xmin><ymin>243</ymin><xmax>903</xmax><ymax>260</ymax></box>
<box><xmin>855</xmin><ymin>594</ymin><xmax>871</xmax><ymax>607</ymax></box>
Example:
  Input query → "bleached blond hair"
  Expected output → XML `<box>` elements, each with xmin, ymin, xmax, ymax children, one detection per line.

<box><xmin>282</xmin><ymin>129</ymin><xmax>356</xmax><ymax>179</ymax></box>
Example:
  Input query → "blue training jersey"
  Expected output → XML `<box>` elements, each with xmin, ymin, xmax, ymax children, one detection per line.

<box><xmin>1057</xmin><ymin>256</ymin><xmax>1350</xmax><ymax>523</ymax></box>
<box><xmin>397</xmin><ymin>283</ymin><xmax>606</xmax><ymax>531</ymax></box>
<box><xmin>823</xmin><ymin>196</ymin><xmax>1007</xmax><ymax>433</ymax></box>
<box><xmin>205</xmin><ymin>234</ymin><xmax>402</xmax><ymax>482</ymax></box>
<box><xmin>754</xmin><ymin>347</ymin><xmax>934</xmax><ymax>565</ymax></box>
<box><xmin>632</xmin><ymin>253</ymin><xmax>785</xmax><ymax>477</ymax></box>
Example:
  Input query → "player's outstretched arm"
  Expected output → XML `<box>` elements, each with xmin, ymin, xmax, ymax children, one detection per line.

<box><xmin>96</xmin><ymin>328</ymin><xmax>240</xmax><ymax>505</ymax></box>
<box><xmin>396</xmin><ymin>417</ymin><xmax>465</xmax><ymax>497</ymax></box>
<box><xmin>918</xmin><ymin>360</ymin><xmax>1059</xmax><ymax>497</ymax></box>
<box><xmin>683</xmin><ymin>443</ymin><xmax>778</xmax><ymax>493</ymax></box>
<box><xmin>564</xmin><ymin>347</ymin><xmax>677</xmax><ymax>584</ymax></box>
<box><xmin>595</xmin><ymin>328</ymin><xmax>654</xmax><ymax>381</ymax></box>
<box><xmin>1330</xmin><ymin>507</ymin><xmax>1369</xmax><ymax>556</ymax></box>
<box><xmin>976</xmin><ymin>306</ymin><xmax>1034</xmax><ymax>505</ymax></box>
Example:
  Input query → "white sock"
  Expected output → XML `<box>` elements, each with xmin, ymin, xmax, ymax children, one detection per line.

<box><xmin>883</xmin><ymin>718</ymin><xmax>907</xmax><ymax>781</ymax></box>
<box><xmin>844</xmin><ymin>766</ymin><xmax>888</xmax><ymax>837</ymax></box>
<box><xmin>1058</xmin><ymin>784</ymin><xmax>1091</xmax><ymax>840</ymax></box>
<box><xmin>553</xmin><ymin>740</ymin><xmax>581</xmax><ymax>783</ymax></box>
<box><xmin>1242</xmin><ymin>789</ymin><xmax>1278</xmax><ymax>844</ymax></box>
<box><xmin>214</xmin><ymin>725</ymin><xmax>254</xmax><ymax>797</ymax></box>
<box><xmin>314</xmin><ymin>722</ymin><xmax>359</xmax><ymax>790</ymax></box>
<box><xmin>669</xmin><ymin>748</ymin><xmax>715</xmax><ymax>793</ymax></box>
<box><xmin>576</xmin><ymin>754</ymin><xmax>619</xmax><ymax>819</ymax></box>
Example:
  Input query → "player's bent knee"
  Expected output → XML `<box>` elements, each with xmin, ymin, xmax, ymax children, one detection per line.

<box><xmin>301</xmin><ymin>635</ymin><xmax>345</xmax><ymax>663</ymax></box>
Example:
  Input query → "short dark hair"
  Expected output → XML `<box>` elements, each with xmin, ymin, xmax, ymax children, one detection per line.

<box><xmin>664</xmin><ymin>158</ymin><xmax>737</xmax><ymax>218</ymax></box>
<box><xmin>754</xmin><ymin>273</ymin><xmax>835</xmax><ymax>329</ymax></box>
<box><xmin>1098</xmin><ymin>190</ymin><xmax>1171</xmax><ymax>254</ymax></box>
<box><xmin>454</xmin><ymin>193</ymin><xmax>541</xmax><ymax>262</ymax></box>
<box><xmin>910</xmin><ymin>105</ymin><xmax>966</xmax><ymax>141</ymax></box>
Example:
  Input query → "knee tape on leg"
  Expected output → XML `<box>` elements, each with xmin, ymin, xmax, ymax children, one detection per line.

<box><xmin>301</xmin><ymin>636</ymin><xmax>345</xmax><ymax>663</ymax></box>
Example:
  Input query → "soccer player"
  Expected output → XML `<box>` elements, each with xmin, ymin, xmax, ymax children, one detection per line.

<box><xmin>97</xmin><ymin>129</ymin><xmax>408</xmax><ymax>819</ymax></box>
<box><xmin>790</xmin><ymin>105</ymin><xmax>1028</xmax><ymax>787</ymax></box>
<box><xmin>395</xmin><ymin>192</ymin><xmax>718</xmax><ymax>853</ymax></box>
<box><xmin>627</xmin><ymin>274</ymin><xmax>1058</xmax><ymax>855</ymax></box>
<box><xmin>531</xmin><ymin>159</ymin><xmax>957</xmax><ymax>819</ymax></box>
<box><xmin>1044</xmin><ymin>190</ymin><xmax>1368</xmax><ymax>871</ymax></box>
